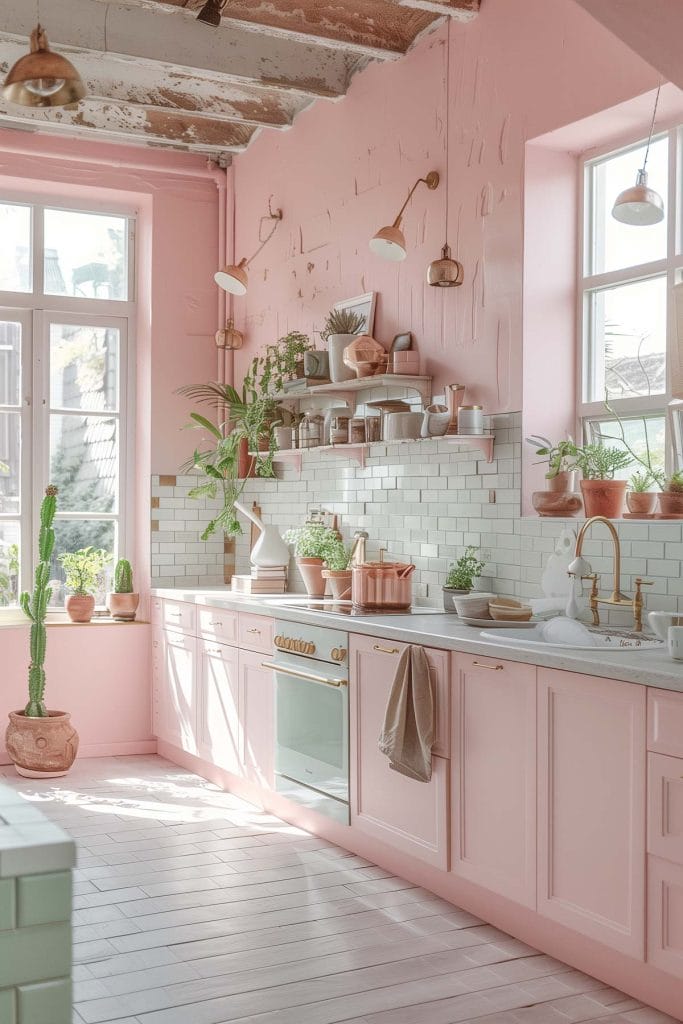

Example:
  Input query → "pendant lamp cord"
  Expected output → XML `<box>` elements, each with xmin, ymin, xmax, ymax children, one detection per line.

<box><xmin>642</xmin><ymin>83</ymin><xmax>662</xmax><ymax>172</ymax></box>
<box><xmin>444</xmin><ymin>19</ymin><xmax>450</xmax><ymax>247</ymax></box>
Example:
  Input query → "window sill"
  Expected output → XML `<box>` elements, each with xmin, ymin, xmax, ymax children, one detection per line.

<box><xmin>0</xmin><ymin>613</ymin><xmax>149</xmax><ymax>629</ymax></box>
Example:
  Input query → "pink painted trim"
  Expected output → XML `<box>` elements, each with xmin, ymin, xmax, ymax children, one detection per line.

<box><xmin>157</xmin><ymin>738</ymin><xmax>683</xmax><ymax>1020</ymax></box>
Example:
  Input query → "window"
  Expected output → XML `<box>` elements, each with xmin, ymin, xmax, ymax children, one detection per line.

<box><xmin>580</xmin><ymin>131</ymin><xmax>679</xmax><ymax>480</ymax></box>
<box><xmin>0</xmin><ymin>199</ymin><xmax>135</xmax><ymax>608</ymax></box>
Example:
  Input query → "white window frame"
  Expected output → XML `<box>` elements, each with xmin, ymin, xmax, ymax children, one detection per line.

<box><xmin>0</xmin><ymin>194</ymin><xmax>136</xmax><ymax>607</ymax></box>
<box><xmin>578</xmin><ymin>126</ymin><xmax>682</xmax><ymax>473</ymax></box>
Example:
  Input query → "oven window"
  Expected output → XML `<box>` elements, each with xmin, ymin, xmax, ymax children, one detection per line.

<box><xmin>277</xmin><ymin>676</ymin><xmax>345</xmax><ymax>773</ymax></box>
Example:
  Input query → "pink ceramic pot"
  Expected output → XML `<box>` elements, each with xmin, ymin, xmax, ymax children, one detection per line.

<box><xmin>532</xmin><ymin>491</ymin><xmax>582</xmax><ymax>517</ymax></box>
<box><xmin>626</xmin><ymin>492</ymin><xmax>658</xmax><ymax>516</ymax></box>
<box><xmin>107</xmin><ymin>592</ymin><xmax>140</xmax><ymax>621</ymax></box>
<box><xmin>6</xmin><ymin>710</ymin><xmax>79</xmax><ymax>778</ymax></box>
<box><xmin>580</xmin><ymin>479</ymin><xmax>627</xmax><ymax>519</ymax></box>
<box><xmin>547</xmin><ymin>471</ymin><xmax>577</xmax><ymax>493</ymax></box>
<box><xmin>297</xmin><ymin>557</ymin><xmax>326</xmax><ymax>597</ymax></box>
<box><xmin>658</xmin><ymin>492</ymin><xmax>683</xmax><ymax>516</ymax></box>
<box><xmin>322</xmin><ymin>570</ymin><xmax>352</xmax><ymax>601</ymax></box>
<box><xmin>66</xmin><ymin>594</ymin><xmax>95</xmax><ymax>623</ymax></box>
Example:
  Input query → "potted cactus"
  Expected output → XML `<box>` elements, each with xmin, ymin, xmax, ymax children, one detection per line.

<box><xmin>5</xmin><ymin>486</ymin><xmax>80</xmax><ymax>778</ymax></box>
<box><xmin>107</xmin><ymin>558</ymin><xmax>140</xmax><ymax>621</ymax></box>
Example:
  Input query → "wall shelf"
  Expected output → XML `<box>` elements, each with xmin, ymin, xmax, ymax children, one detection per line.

<box><xmin>276</xmin><ymin>374</ymin><xmax>433</xmax><ymax>410</ymax></box>
<box><xmin>444</xmin><ymin>434</ymin><xmax>495</xmax><ymax>463</ymax></box>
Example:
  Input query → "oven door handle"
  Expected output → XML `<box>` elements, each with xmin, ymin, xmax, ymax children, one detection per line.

<box><xmin>266</xmin><ymin>662</ymin><xmax>348</xmax><ymax>688</ymax></box>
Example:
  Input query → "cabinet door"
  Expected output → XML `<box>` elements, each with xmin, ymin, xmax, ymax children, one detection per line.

<box><xmin>161</xmin><ymin>628</ymin><xmax>198</xmax><ymax>754</ymax></box>
<box><xmin>349</xmin><ymin>634</ymin><xmax>449</xmax><ymax>870</ymax></box>
<box><xmin>537</xmin><ymin>669</ymin><xmax>646</xmax><ymax>958</ymax></box>
<box><xmin>239</xmin><ymin>649</ymin><xmax>274</xmax><ymax>790</ymax></box>
<box><xmin>647</xmin><ymin>856</ymin><xmax>683</xmax><ymax>974</ymax></box>
<box><xmin>648</xmin><ymin>752</ymin><xmax>683</xmax><ymax>864</ymax></box>
<box><xmin>451</xmin><ymin>654</ymin><xmax>536</xmax><ymax>907</ymax></box>
<box><xmin>197</xmin><ymin>639</ymin><xmax>241</xmax><ymax>774</ymax></box>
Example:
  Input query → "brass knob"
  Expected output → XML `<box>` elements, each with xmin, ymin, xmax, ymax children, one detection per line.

<box><xmin>331</xmin><ymin>647</ymin><xmax>347</xmax><ymax>662</ymax></box>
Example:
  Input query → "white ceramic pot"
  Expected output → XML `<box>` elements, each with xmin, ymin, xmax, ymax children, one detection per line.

<box><xmin>273</xmin><ymin>426</ymin><xmax>292</xmax><ymax>451</ymax></box>
<box><xmin>327</xmin><ymin>334</ymin><xmax>356</xmax><ymax>383</ymax></box>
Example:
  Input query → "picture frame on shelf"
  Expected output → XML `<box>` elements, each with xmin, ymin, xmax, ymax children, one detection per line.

<box><xmin>334</xmin><ymin>292</ymin><xmax>376</xmax><ymax>338</ymax></box>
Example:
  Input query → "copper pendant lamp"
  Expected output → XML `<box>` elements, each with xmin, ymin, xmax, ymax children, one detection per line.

<box><xmin>3</xmin><ymin>25</ymin><xmax>86</xmax><ymax>108</ymax></box>
<box><xmin>215</xmin><ymin>200</ymin><xmax>283</xmax><ymax>296</ymax></box>
<box><xmin>369</xmin><ymin>172</ymin><xmax>440</xmax><ymax>262</ymax></box>
<box><xmin>612</xmin><ymin>84</ymin><xmax>665</xmax><ymax>226</ymax></box>
<box><xmin>428</xmin><ymin>20</ymin><xmax>463</xmax><ymax>287</ymax></box>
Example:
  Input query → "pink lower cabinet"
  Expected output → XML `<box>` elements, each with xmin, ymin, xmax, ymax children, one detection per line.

<box><xmin>648</xmin><ymin>856</ymin><xmax>683</xmax><ymax>973</ymax></box>
<box><xmin>151</xmin><ymin>626</ymin><xmax>163</xmax><ymax>737</ymax></box>
<box><xmin>537</xmin><ymin>668</ymin><xmax>646</xmax><ymax>958</ymax></box>
<box><xmin>349</xmin><ymin>634</ymin><xmax>449</xmax><ymax>870</ymax></box>
<box><xmin>239</xmin><ymin>649</ymin><xmax>275</xmax><ymax>790</ymax></box>
<box><xmin>451</xmin><ymin>655</ymin><xmax>537</xmax><ymax>907</ymax></box>
<box><xmin>160</xmin><ymin>628</ymin><xmax>198</xmax><ymax>754</ymax></box>
<box><xmin>197</xmin><ymin>639</ymin><xmax>241</xmax><ymax>775</ymax></box>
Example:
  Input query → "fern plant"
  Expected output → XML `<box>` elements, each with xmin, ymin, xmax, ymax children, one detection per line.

<box><xmin>20</xmin><ymin>486</ymin><xmax>57</xmax><ymax>718</ymax></box>
<box><xmin>320</xmin><ymin>308</ymin><xmax>366</xmax><ymax>341</ymax></box>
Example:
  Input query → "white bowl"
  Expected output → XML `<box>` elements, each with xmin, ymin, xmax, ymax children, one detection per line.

<box><xmin>452</xmin><ymin>592</ymin><xmax>495</xmax><ymax>618</ymax></box>
<box><xmin>648</xmin><ymin>611</ymin><xmax>683</xmax><ymax>640</ymax></box>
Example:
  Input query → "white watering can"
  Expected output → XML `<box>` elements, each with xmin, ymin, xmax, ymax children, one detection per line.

<box><xmin>234</xmin><ymin>501</ymin><xmax>290</xmax><ymax>568</ymax></box>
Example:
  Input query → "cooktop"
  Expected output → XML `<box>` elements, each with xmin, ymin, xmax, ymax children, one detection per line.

<box><xmin>277</xmin><ymin>600</ymin><xmax>444</xmax><ymax>617</ymax></box>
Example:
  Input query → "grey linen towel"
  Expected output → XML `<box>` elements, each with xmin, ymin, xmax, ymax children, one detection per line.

<box><xmin>378</xmin><ymin>645</ymin><xmax>434</xmax><ymax>782</ymax></box>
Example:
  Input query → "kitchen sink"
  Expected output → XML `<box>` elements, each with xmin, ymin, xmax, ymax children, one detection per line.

<box><xmin>480</xmin><ymin>622</ymin><xmax>663</xmax><ymax>652</ymax></box>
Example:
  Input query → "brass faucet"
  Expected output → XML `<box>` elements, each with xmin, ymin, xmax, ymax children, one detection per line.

<box><xmin>568</xmin><ymin>516</ymin><xmax>653</xmax><ymax>631</ymax></box>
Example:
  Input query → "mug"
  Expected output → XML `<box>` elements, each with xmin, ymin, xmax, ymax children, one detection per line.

<box><xmin>668</xmin><ymin>625</ymin><xmax>683</xmax><ymax>661</ymax></box>
<box><xmin>303</xmin><ymin>350</ymin><xmax>329</xmax><ymax>379</ymax></box>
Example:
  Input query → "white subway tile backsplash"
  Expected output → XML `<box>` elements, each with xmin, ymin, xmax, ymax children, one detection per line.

<box><xmin>151</xmin><ymin>413</ymin><xmax>683</xmax><ymax>617</ymax></box>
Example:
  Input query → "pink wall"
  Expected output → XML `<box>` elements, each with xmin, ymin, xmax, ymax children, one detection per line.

<box><xmin>231</xmin><ymin>0</ymin><xmax>659</xmax><ymax>412</ymax></box>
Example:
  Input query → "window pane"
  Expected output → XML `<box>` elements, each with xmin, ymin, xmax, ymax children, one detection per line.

<box><xmin>44</xmin><ymin>209</ymin><xmax>128</xmax><ymax>300</ymax></box>
<box><xmin>0</xmin><ymin>411</ymin><xmax>20</xmax><ymax>515</ymax></box>
<box><xmin>50</xmin><ymin>324</ymin><xmax>119</xmax><ymax>411</ymax></box>
<box><xmin>0</xmin><ymin>204</ymin><xmax>31</xmax><ymax>293</ymax></box>
<box><xmin>587</xmin><ymin>276</ymin><xmax>666</xmax><ymax>402</ymax></box>
<box><xmin>0</xmin><ymin>320</ymin><xmax>22</xmax><ymax>406</ymax></box>
<box><xmin>586</xmin><ymin>414</ymin><xmax>666</xmax><ymax>482</ymax></box>
<box><xmin>589</xmin><ymin>135</ymin><xmax>668</xmax><ymax>275</ymax></box>
<box><xmin>0</xmin><ymin>521</ymin><xmax>20</xmax><ymax>606</ymax></box>
<box><xmin>50</xmin><ymin>415</ymin><xmax>118</xmax><ymax>513</ymax></box>
<box><xmin>49</xmin><ymin>519</ymin><xmax>115</xmax><ymax>607</ymax></box>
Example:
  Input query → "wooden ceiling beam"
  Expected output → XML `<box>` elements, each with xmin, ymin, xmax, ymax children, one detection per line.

<box><xmin>394</xmin><ymin>0</ymin><xmax>480</xmax><ymax>17</ymax></box>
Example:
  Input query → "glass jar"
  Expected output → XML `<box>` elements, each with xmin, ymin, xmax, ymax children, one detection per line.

<box><xmin>348</xmin><ymin>416</ymin><xmax>366</xmax><ymax>444</ymax></box>
<box><xmin>365</xmin><ymin>414</ymin><xmax>381</xmax><ymax>443</ymax></box>
<box><xmin>330</xmin><ymin>414</ymin><xmax>350</xmax><ymax>445</ymax></box>
<box><xmin>458</xmin><ymin>405</ymin><xmax>484</xmax><ymax>435</ymax></box>
<box><xmin>308</xmin><ymin>412</ymin><xmax>323</xmax><ymax>449</ymax></box>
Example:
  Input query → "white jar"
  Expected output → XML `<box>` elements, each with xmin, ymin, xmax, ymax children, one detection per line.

<box><xmin>458</xmin><ymin>405</ymin><xmax>484</xmax><ymax>435</ymax></box>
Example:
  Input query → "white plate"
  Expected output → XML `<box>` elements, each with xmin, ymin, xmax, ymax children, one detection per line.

<box><xmin>459</xmin><ymin>616</ymin><xmax>536</xmax><ymax>628</ymax></box>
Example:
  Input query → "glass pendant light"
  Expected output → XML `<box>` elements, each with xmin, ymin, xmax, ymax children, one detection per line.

<box><xmin>215</xmin><ymin>201</ymin><xmax>283</xmax><ymax>295</ymax></box>
<box><xmin>612</xmin><ymin>85</ymin><xmax>665</xmax><ymax>226</ymax></box>
<box><xmin>3</xmin><ymin>25</ymin><xmax>86</xmax><ymax>108</ymax></box>
<box><xmin>370</xmin><ymin>172</ymin><xmax>440</xmax><ymax>262</ymax></box>
<box><xmin>428</xmin><ymin>20</ymin><xmax>463</xmax><ymax>287</ymax></box>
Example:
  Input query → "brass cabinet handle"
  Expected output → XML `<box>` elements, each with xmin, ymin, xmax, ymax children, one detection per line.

<box><xmin>267</xmin><ymin>662</ymin><xmax>347</xmax><ymax>688</ymax></box>
<box><xmin>472</xmin><ymin>660</ymin><xmax>504</xmax><ymax>671</ymax></box>
<box><xmin>208</xmin><ymin>619</ymin><xmax>223</xmax><ymax>626</ymax></box>
<box><xmin>373</xmin><ymin>644</ymin><xmax>400</xmax><ymax>655</ymax></box>
<box><xmin>206</xmin><ymin>646</ymin><xmax>224</xmax><ymax>655</ymax></box>
<box><xmin>167</xmin><ymin>610</ymin><xmax>182</xmax><ymax>617</ymax></box>
<box><xmin>246</xmin><ymin>627</ymin><xmax>261</xmax><ymax>635</ymax></box>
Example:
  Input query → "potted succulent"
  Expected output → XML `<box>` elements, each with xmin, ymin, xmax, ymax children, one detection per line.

<box><xmin>626</xmin><ymin>471</ymin><xmax>659</xmax><ymax>516</ymax></box>
<box><xmin>525</xmin><ymin>435</ymin><xmax>578</xmax><ymax>491</ymax></box>
<box><xmin>321</xmin><ymin>308</ymin><xmax>366</xmax><ymax>383</ymax></box>
<box><xmin>659</xmin><ymin>471</ymin><xmax>683</xmax><ymax>516</ymax></box>
<box><xmin>576</xmin><ymin>444</ymin><xmax>632</xmax><ymax>519</ymax></box>
<box><xmin>321</xmin><ymin>541</ymin><xmax>352</xmax><ymax>601</ymax></box>
<box><xmin>283</xmin><ymin>523</ymin><xmax>347</xmax><ymax>597</ymax></box>
<box><xmin>107</xmin><ymin>558</ymin><xmax>140</xmax><ymax>621</ymax></box>
<box><xmin>59</xmin><ymin>546</ymin><xmax>111</xmax><ymax>623</ymax></box>
<box><xmin>442</xmin><ymin>545</ymin><xmax>486</xmax><ymax>611</ymax></box>
<box><xmin>5</xmin><ymin>486</ymin><xmax>80</xmax><ymax>778</ymax></box>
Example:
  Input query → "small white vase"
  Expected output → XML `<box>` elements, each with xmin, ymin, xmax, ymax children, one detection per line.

<box><xmin>234</xmin><ymin>501</ymin><xmax>290</xmax><ymax>568</ymax></box>
<box><xmin>327</xmin><ymin>334</ymin><xmax>356</xmax><ymax>383</ymax></box>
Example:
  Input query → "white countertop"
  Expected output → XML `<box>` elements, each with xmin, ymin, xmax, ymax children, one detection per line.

<box><xmin>152</xmin><ymin>587</ymin><xmax>683</xmax><ymax>693</ymax></box>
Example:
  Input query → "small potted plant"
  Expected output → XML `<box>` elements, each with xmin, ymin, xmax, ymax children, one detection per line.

<box><xmin>525</xmin><ymin>435</ymin><xmax>578</xmax><ymax>491</ymax></box>
<box><xmin>5</xmin><ymin>486</ymin><xmax>80</xmax><ymax>778</ymax></box>
<box><xmin>107</xmin><ymin>558</ymin><xmax>140</xmax><ymax>621</ymax></box>
<box><xmin>443</xmin><ymin>545</ymin><xmax>486</xmax><ymax>611</ymax></box>
<box><xmin>321</xmin><ymin>541</ymin><xmax>352</xmax><ymax>601</ymax></box>
<box><xmin>59</xmin><ymin>546</ymin><xmax>111</xmax><ymax>623</ymax></box>
<box><xmin>626</xmin><ymin>471</ymin><xmax>659</xmax><ymax>516</ymax></box>
<box><xmin>659</xmin><ymin>471</ymin><xmax>683</xmax><ymax>516</ymax></box>
<box><xmin>283</xmin><ymin>523</ymin><xmax>346</xmax><ymax>597</ymax></box>
<box><xmin>576</xmin><ymin>444</ymin><xmax>632</xmax><ymax>519</ymax></box>
<box><xmin>321</xmin><ymin>308</ymin><xmax>366</xmax><ymax>383</ymax></box>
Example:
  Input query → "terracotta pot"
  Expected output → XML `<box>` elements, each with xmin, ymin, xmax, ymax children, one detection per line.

<box><xmin>5</xmin><ymin>710</ymin><xmax>79</xmax><ymax>779</ymax></box>
<box><xmin>297</xmin><ymin>557</ymin><xmax>326</xmax><ymax>597</ymax></box>
<box><xmin>65</xmin><ymin>594</ymin><xmax>95</xmax><ymax>623</ymax></box>
<box><xmin>580</xmin><ymin>479</ymin><xmax>627</xmax><ymax>519</ymax></box>
<box><xmin>547</xmin><ymin>470</ymin><xmax>577</xmax><ymax>492</ymax></box>
<box><xmin>658</xmin><ymin>491</ymin><xmax>683</xmax><ymax>516</ymax></box>
<box><xmin>107</xmin><ymin>592</ymin><xmax>140</xmax><ymax>621</ymax></box>
<box><xmin>322</xmin><ymin>569</ymin><xmax>352</xmax><ymax>601</ymax></box>
<box><xmin>626</xmin><ymin>491</ymin><xmax>658</xmax><ymax>516</ymax></box>
<box><xmin>532</xmin><ymin>491</ymin><xmax>582</xmax><ymax>517</ymax></box>
<box><xmin>237</xmin><ymin>436</ymin><xmax>255</xmax><ymax>479</ymax></box>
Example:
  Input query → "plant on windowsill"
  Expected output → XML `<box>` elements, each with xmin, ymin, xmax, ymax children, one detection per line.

<box><xmin>59</xmin><ymin>546</ymin><xmax>112</xmax><ymax>623</ymax></box>
<box><xmin>575</xmin><ymin>444</ymin><xmax>633</xmax><ymax>519</ymax></box>
<box><xmin>283</xmin><ymin>523</ymin><xmax>347</xmax><ymax>598</ymax></box>
<box><xmin>594</xmin><ymin>399</ymin><xmax>665</xmax><ymax>517</ymax></box>
<box><xmin>659</xmin><ymin>471</ymin><xmax>683</xmax><ymax>517</ymax></box>
<box><xmin>626</xmin><ymin>471</ymin><xmax>659</xmax><ymax>516</ymax></box>
<box><xmin>525</xmin><ymin>435</ymin><xmax>579</xmax><ymax>492</ymax></box>
<box><xmin>5</xmin><ymin>486</ymin><xmax>80</xmax><ymax>779</ymax></box>
<box><xmin>442</xmin><ymin>546</ymin><xmax>487</xmax><ymax>612</ymax></box>
<box><xmin>106</xmin><ymin>558</ymin><xmax>140</xmax><ymax>622</ymax></box>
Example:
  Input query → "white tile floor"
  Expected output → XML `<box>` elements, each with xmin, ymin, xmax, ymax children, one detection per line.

<box><xmin>1</xmin><ymin>755</ymin><xmax>680</xmax><ymax>1024</ymax></box>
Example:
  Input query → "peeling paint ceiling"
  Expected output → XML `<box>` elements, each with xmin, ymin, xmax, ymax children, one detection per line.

<box><xmin>0</xmin><ymin>0</ymin><xmax>479</xmax><ymax>160</ymax></box>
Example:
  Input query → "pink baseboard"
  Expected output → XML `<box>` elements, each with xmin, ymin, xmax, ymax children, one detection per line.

<box><xmin>157</xmin><ymin>740</ymin><xmax>683</xmax><ymax>1019</ymax></box>
<box><xmin>1</xmin><ymin>739</ymin><xmax>158</xmax><ymax>766</ymax></box>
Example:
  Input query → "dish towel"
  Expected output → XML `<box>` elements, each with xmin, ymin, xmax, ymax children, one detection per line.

<box><xmin>379</xmin><ymin>645</ymin><xmax>434</xmax><ymax>783</ymax></box>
